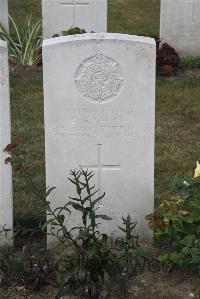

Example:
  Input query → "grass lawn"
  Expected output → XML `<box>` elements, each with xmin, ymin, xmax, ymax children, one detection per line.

<box><xmin>9</xmin><ymin>0</ymin><xmax>160</xmax><ymax>36</ymax></box>
<box><xmin>8</xmin><ymin>0</ymin><xmax>200</xmax><ymax>223</ymax></box>
<box><xmin>108</xmin><ymin>0</ymin><xmax>160</xmax><ymax>36</ymax></box>
<box><xmin>156</xmin><ymin>77</ymin><xmax>200</xmax><ymax>202</ymax></box>
<box><xmin>10</xmin><ymin>70</ymin><xmax>45</xmax><ymax>223</ymax></box>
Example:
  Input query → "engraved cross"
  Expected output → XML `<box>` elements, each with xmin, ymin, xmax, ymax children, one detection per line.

<box><xmin>191</xmin><ymin>0</ymin><xmax>198</xmax><ymax>23</ymax></box>
<box><xmin>60</xmin><ymin>0</ymin><xmax>89</xmax><ymax>27</ymax></box>
<box><xmin>80</xmin><ymin>144</ymin><xmax>120</xmax><ymax>200</ymax></box>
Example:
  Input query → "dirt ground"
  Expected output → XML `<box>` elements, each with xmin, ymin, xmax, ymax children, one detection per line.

<box><xmin>0</xmin><ymin>269</ymin><xmax>199</xmax><ymax>299</ymax></box>
<box><xmin>128</xmin><ymin>271</ymin><xmax>200</xmax><ymax>299</ymax></box>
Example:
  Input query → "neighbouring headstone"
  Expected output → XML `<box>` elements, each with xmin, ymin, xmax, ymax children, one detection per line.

<box><xmin>160</xmin><ymin>0</ymin><xmax>200</xmax><ymax>56</ymax></box>
<box><xmin>0</xmin><ymin>0</ymin><xmax>9</xmax><ymax>32</ymax></box>
<box><xmin>43</xmin><ymin>33</ymin><xmax>156</xmax><ymax>246</ymax></box>
<box><xmin>42</xmin><ymin>0</ymin><xmax>107</xmax><ymax>38</ymax></box>
<box><xmin>0</xmin><ymin>41</ymin><xmax>12</xmax><ymax>245</ymax></box>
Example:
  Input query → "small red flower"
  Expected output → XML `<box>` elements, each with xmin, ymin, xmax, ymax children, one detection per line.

<box><xmin>3</xmin><ymin>139</ymin><xmax>21</xmax><ymax>153</ymax></box>
<box><xmin>20</xmin><ymin>149</ymin><xmax>27</xmax><ymax>155</ymax></box>
<box><xmin>12</xmin><ymin>139</ymin><xmax>21</xmax><ymax>146</ymax></box>
<box><xmin>13</xmin><ymin>164</ymin><xmax>22</xmax><ymax>172</ymax></box>
<box><xmin>3</xmin><ymin>143</ymin><xmax>13</xmax><ymax>153</ymax></box>
<box><xmin>5</xmin><ymin>157</ymin><xmax>12</xmax><ymax>165</ymax></box>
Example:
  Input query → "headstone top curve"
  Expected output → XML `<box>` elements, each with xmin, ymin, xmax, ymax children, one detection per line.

<box><xmin>43</xmin><ymin>33</ymin><xmax>156</xmax><ymax>47</ymax></box>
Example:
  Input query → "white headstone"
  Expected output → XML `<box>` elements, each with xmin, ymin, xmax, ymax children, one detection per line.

<box><xmin>0</xmin><ymin>41</ymin><xmax>12</xmax><ymax>245</ymax></box>
<box><xmin>0</xmin><ymin>0</ymin><xmax>9</xmax><ymax>32</ymax></box>
<box><xmin>42</xmin><ymin>0</ymin><xmax>107</xmax><ymax>38</ymax></box>
<box><xmin>160</xmin><ymin>0</ymin><xmax>200</xmax><ymax>56</ymax></box>
<box><xmin>43</xmin><ymin>33</ymin><xmax>156</xmax><ymax>246</ymax></box>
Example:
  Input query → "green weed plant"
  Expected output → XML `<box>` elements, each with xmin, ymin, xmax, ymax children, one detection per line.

<box><xmin>3</xmin><ymin>140</ymin><xmax>141</xmax><ymax>298</ymax></box>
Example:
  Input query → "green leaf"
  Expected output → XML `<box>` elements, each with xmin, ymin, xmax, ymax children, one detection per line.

<box><xmin>49</xmin><ymin>221</ymin><xmax>59</xmax><ymax>226</ymax></box>
<box><xmin>82</xmin><ymin>190</ymin><xmax>99</xmax><ymax>205</ymax></box>
<box><xmin>96</xmin><ymin>214</ymin><xmax>112</xmax><ymax>221</ymax></box>
<box><xmin>133</xmin><ymin>247</ymin><xmax>145</xmax><ymax>257</ymax></box>
<box><xmin>169</xmin><ymin>252</ymin><xmax>180</xmax><ymax>263</ymax></box>
<box><xmin>191</xmin><ymin>250</ymin><xmax>200</xmax><ymax>264</ymax></box>
<box><xmin>158</xmin><ymin>254</ymin><xmax>170</xmax><ymax>263</ymax></box>
<box><xmin>118</xmin><ymin>226</ymin><xmax>126</xmax><ymax>233</ymax></box>
<box><xmin>180</xmin><ymin>235</ymin><xmax>195</xmax><ymax>247</ymax></box>
<box><xmin>91</xmin><ymin>192</ymin><xmax>106</xmax><ymax>207</ymax></box>
<box><xmin>68</xmin><ymin>178</ymin><xmax>76</xmax><ymax>185</ymax></box>
<box><xmin>54</xmin><ymin>206</ymin><xmax>70</xmax><ymax>215</ymax></box>
<box><xmin>67</xmin><ymin>201</ymin><xmax>85</xmax><ymax>213</ymax></box>
<box><xmin>78</xmin><ymin>228</ymin><xmax>90</xmax><ymax>240</ymax></box>
<box><xmin>82</xmin><ymin>210</ymin><xmax>89</xmax><ymax>227</ymax></box>
<box><xmin>39</xmin><ymin>219</ymin><xmax>52</xmax><ymax>232</ymax></box>
<box><xmin>69</xmin><ymin>226</ymin><xmax>83</xmax><ymax>232</ymax></box>
<box><xmin>46</xmin><ymin>186</ymin><xmax>56</xmax><ymax>197</ymax></box>
<box><xmin>69</xmin><ymin>196</ymin><xmax>81</xmax><ymax>202</ymax></box>
<box><xmin>57</xmin><ymin>214</ymin><xmax>65</xmax><ymax>225</ymax></box>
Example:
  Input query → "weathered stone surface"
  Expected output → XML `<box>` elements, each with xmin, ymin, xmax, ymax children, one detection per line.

<box><xmin>42</xmin><ymin>0</ymin><xmax>107</xmax><ymax>38</ymax></box>
<box><xmin>0</xmin><ymin>0</ymin><xmax>9</xmax><ymax>32</ymax></box>
<box><xmin>0</xmin><ymin>41</ymin><xmax>12</xmax><ymax>245</ymax></box>
<box><xmin>43</xmin><ymin>33</ymin><xmax>156</xmax><ymax>246</ymax></box>
<box><xmin>160</xmin><ymin>0</ymin><xmax>200</xmax><ymax>56</ymax></box>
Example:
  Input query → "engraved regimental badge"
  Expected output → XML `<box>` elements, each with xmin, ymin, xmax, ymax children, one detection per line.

<box><xmin>75</xmin><ymin>54</ymin><xmax>124</xmax><ymax>103</ymax></box>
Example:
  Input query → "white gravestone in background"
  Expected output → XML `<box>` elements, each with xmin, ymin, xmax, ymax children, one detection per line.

<box><xmin>160</xmin><ymin>0</ymin><xmax>200</xmax><ymax>56</ymax></box>
<box><xmin>42</xmin><ymin>0</ymin><xmax>107</xmax><ymax>38</ymax></box>
<box><xmin>0</xmin><ymin>0</ymin><xmax>9</xmax><ymax>32</ymax></box>
<box><xmin>0</xmin><ymin>41</ymin><xmax>12</xmax><ymax>245</ymax></box>
<box><xmin>43</xmin><ymin>33</ymin><xmax>156</xmax><ymax>246</ymax></box>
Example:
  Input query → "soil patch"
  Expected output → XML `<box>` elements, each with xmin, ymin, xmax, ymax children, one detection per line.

<box><xmin>10</xmin><ymin>65</ymin><xmax>42</xmax><ymax>78</ymax></box>
<box><xmin>0</xmin><ymin>268</ymin><xmax>199</xmax><ymax>298</ymax></box>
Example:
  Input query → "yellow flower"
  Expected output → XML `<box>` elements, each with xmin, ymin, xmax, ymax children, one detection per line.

<box><xmin>194</xmin><ymin>161</ymin><xmax>200</xmax><ymax>178</ymax></box>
